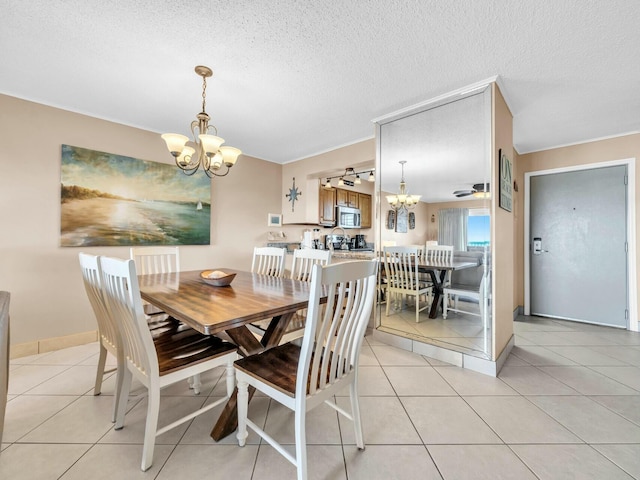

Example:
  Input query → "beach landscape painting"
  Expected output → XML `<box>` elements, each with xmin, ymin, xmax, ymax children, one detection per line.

<box><xmin>60</xmin><ymin>145</ymin><xmax>211</xmax><ymax>247</ymax></box>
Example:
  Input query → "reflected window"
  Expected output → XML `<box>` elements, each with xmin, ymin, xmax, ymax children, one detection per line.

<box><xmin>468</xmin><ymin>208</ymin><xmax>490</xmax><ymax>248</ymax></box>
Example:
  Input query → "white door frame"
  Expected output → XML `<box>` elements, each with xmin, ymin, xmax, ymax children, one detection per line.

<box><xmin>524</xmin><ymin>158</ymin><xmax>637</xmax><ymax>331</ymax></box>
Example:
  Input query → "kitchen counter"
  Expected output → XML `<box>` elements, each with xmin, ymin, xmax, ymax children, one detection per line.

<box><xmin>330</xmin><ymin>250</ymin><xmax>376</xmax><ymax>260</ymax></box>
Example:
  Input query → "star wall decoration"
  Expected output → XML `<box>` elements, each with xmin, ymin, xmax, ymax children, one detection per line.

<box><xmin>285</xmin><ymin>177</ymin><xmax>302</xmax><ymax>212</ymax></box>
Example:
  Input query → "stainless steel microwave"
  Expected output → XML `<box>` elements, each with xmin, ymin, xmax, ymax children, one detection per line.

<box><xmin>336</xmin><ymin>206</ymin><xmax>361</xmax><ymax>229</ymax></box>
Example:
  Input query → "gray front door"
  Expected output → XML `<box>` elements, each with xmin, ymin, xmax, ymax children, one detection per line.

<box><xmin>530</xmin><ymin>165</ymin><xmax>627</xmax><ymax>327</ymax></box>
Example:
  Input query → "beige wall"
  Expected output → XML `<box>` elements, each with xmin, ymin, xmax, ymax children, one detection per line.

<box><xmin>492</xmin><ymin>84</ymin><xmax>515</xmax><ymax>360</ymax></box>
<box><xmin>0</xmin><ymin>94</ymin><xmax>284</xmax><ymax>346</ymax></box>
<box><xmin>516</xmin><ymin>133</ymin><xmax>640</xmax><ymax>324</ymax></box>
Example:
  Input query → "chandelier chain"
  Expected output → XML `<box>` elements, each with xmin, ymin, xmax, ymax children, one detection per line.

<box><xmin>201</xmin><ymin>75</ymin><xmax>207</xmax><ymax>113</ymax></box>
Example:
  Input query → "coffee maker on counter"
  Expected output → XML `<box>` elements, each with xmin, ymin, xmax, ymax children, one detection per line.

<box><xmin>324</xmin><ymin>234</ymin><xmax>350</xmax><ymax>250</ymax></box>
<box><xmin>350</xmin><ymin>234</ymin><xmax>366</xmax><ymax>250</ymax></box>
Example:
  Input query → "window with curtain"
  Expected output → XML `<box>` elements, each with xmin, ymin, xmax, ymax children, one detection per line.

<box><xmin>437</xmin><ymin>208</ymin><xmax>468</xmax><ymax>250</ymax></box>
<box><xmin>467</xmin><ymin>208</ymin><xmax>490</xmax><ymax>249</ymax></box>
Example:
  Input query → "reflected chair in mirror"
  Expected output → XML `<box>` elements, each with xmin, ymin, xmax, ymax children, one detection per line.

<box><xmin>251</xmin><ymin>247</ymin><xmax>286</xmax><ymax>277</ymax></box>
<box><xmin>424</xmin><ymin>244</ymin><xmax>454</xmax><ymax>302</ymax></box>
<box><xmin>407</xmin><ymin>244</ymin><xmax>424</xmax><ymax>258</ymax></box>
<box><xmin>235</xmin><ymin>260</ymin><xmax>377</xmax><ymax>480</ymax></box>
<box><xmin>443</xmin><ymin>271</ymin><xmax>491</xmax><ymax>328</ymax></box>
<box><xmin>100</xmin><ymin>256</ymin><xmax>238</xmax><ymax>472</ymax></box>
<box><xmin>383</xmin><ymin>246</ymin><xmax>432</xmax><ymax>323</ymax></box>
<box><xmin>425</xmin><ymin>244</ymin><xmax>453</xmax><ymax>263</ymax></box>
<box><xmin>79</xmin><ymin>253</ymin><xmax>123</xmax><ymax>422</ymax></box>
<box><xmin>0</xmin><ymin>291</ymin><xmax>10</xmax><ymax>444</ymax></box>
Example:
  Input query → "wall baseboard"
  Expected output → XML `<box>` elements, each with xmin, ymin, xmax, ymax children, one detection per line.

<box><xmin>10</xmin><ymin>330</ymin><xmax>97</xmax><ymax>359</ymax></box>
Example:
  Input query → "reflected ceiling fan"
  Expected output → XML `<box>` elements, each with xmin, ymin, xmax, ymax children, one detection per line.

<box><xmin>453</xmin><ymin>183</ymin><xmax>490</xmax><ymax>198</ymax></box>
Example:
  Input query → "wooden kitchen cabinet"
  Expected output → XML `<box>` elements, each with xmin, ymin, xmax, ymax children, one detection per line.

<box><xmin>319</xmin><ymin>187</ymin><xmax>336</xmax><ymax>226</ymax></box>
<box><xmin>358</xmin><ymin>193</ymin><xmax>372</xmax><ymax>228</ymax></box>
<box><xmin>321</xmin><ymin>187</ymin><xmax>371</xmax><ymax>228</ymax></box>
<box><xmin>336</xmin><ymin>188</ymin><xmax>359</xmax><ymax>208</ymax></box>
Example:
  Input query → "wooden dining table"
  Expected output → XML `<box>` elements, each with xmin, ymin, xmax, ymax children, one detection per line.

<box><xmin>418</xmin><ymin>259</ymin><xmax>478</xmax><ymax>318</ymax></box>
<box><xmin>138</xmin><ymin>268</ymin><xmax>322</xmax><ymax>441</ymax></box>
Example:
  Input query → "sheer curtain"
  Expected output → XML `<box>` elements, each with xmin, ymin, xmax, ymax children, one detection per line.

<box><xmin>438</xmin><ymin>208</ymin><xmax>468</xmax><ymax>251</ymax></box>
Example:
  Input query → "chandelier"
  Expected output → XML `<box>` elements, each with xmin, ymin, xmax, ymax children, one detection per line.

<box><xmin>386</xmin><ymin>161</ymin><xmax>421</xmax><ymax>209</ymax></box>
<box><xmin>161</xmin><ymin>66</ymin><xmax>241</xmax><ymax>178</ymax></box>
<box><xmin>323</xmin><ymin>167</ymin><xmax>375</xmax><ymax>189</ymax></box>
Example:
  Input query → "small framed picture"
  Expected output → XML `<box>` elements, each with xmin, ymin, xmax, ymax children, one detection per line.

<box><xmin>267</xmin><ymin>213</ymin><xmax>282</xmax><ymax>227</ymax></box>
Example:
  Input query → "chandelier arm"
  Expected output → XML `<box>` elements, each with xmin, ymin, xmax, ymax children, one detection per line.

<box><xmin>175</xmin><ymin>157</ymin><xmax>200</xmax><ymax>176</ymax></box>
<box><xmin>203</xmin><ymin>164</ymin><xmax>231</xmax><ymax>178</ymax></box>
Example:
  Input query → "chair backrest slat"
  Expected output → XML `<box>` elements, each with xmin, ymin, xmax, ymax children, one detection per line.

<box><xmin>299</xmin><ymin>260</ymin><xmax>377</xmax><ymax>398</ymax></box>
<box><xmin>130</xmin><ymin>247</ymin><xmax>180</xmax><ymax>275</ymax></box>
<box><xmin>425</xmin><ymin>244</ymin><xmax>453</xmax><ymax>263</ymax></box>
<box><xmin>291</xmin><ymin>249</ymin><xmax>331</xmax><ymax>282</ymax></box>
<box><xmin>383</xmin><ymin>246</ymin><xmax>421</xmax><ymax>289</ymax></box>
<box><xmin>252</xmin><ymin>247</ymin><xmax>286</xmax><ymax>277</ymax></box>
<box><xmin>101</xmin><ymin>256</ymin><xmax>157</xmax><ymax>378</ymax></box>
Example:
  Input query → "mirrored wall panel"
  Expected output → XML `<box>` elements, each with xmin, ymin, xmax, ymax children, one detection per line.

<box><xmin>375</xmin><ymin>86</ymin><xmax>492</xmax><ymax>359</ymax></box>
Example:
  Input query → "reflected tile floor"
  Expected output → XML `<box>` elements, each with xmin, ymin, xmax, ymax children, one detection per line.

<box><xmin>2</xmin><ymin>316</ymin><xmax>639</xmax><ymax>479</ymax></box>
<box><xmin>380</xmin><ymin>298</ymin><xmax>490</xmax><ymax>356</ymax></box>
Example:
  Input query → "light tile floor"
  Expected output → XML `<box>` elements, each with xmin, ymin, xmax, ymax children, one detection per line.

<box><xmin>2</xmin><ymin>316</ymin><xmax>639</xmax><ymax>479</ymax></box>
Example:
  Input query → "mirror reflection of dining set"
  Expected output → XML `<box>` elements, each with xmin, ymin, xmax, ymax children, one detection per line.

<box><xmin>78</xmin><ymin>245</ymin><xmax>377</xmax><ymax>479</ymax></box>
<box><xmin>379</xmin><ymin>243</ymin><xmax>488</xmax><ymax>325</ymax></box>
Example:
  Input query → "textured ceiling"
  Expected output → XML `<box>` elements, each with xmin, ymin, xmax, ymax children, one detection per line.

<box><xmin>2</xmin><ymin>1</ymin><xmax>639</xmax><ymax>164</ymax></box>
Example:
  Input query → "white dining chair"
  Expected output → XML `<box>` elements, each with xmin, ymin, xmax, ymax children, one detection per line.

<box><xmin>284</xmin><ymin>248</ymin><xmax>332</xmax><ymax>341</ymax></box>
<box><xmin>235</xmin><ymin>260</ymin><xmax>377</xmax><ymax>480</ymax></box>
<box><xmin>290</xmin><ymin>248</ymin><xmax>332</xmax><ymax>282</ymax></box>
<box><xmin>100</xmin><ymin>256</ymin><xmax>238</xmax><ymax>472</ymax></box>
<box><xmin>79</xmin><ymin>252</ymin><xmax>123</xmax><ymax>422</ymax></box>
<box><xmin>443</xmin><ymin>271</ymin><xmax>491</xmax><ymax>327</ymax></box>
<box><xmin>251</xmin><ymin>246</ymin><xmax>286</xmax><ymax>277</ymax></box>
<box><xmin>424</xmin><ymin>244</ymin><xmax>453</xmax><ymax>263</ymax></box>
<box><xmin>424</xmin><ymin>244</ymin><xmax>454</xmax><ymax>301</ymax></box>
<box><xmin>383</xmin><ymin>246</ymin><xmax>432</xmax><ymax>323</ymax></box>
<box><xmin>407</xmin><ymin>244</ymin><xmax>424</xmax><ymax>258</ymax></box>
<box><xmin>129</xmin><ymin>246</ymin><xmax>205</xmax><ymax>392</ymax></box>
<box><xmin>130</xmin><ymin>246</ymin><xmax>180</xmax><ymax>275</ymax></box>
<box><xmin>130</xmin><ymin>246</ymin><xmax>179</xmax><ymax>318</ymax></box>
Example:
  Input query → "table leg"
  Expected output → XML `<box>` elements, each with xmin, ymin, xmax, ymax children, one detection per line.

<box><xmin>210</xmin><ymin>312</ymin><xmax>295</xmax><ymax>441</ymax></box>
<box><xmin>428</xmin><ymin>270</ymin><xmax>448</xmax><ymax>318</ymax></box>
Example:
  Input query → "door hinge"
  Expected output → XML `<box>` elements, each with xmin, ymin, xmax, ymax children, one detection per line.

<box><xmin>625</xmin><ymin>309</ymin><xmax>629</xmax><ymax>320</ymax></box>
<box><xmin>625</xmin><ymin>242</ymin><xmax>629</xmax><ymax>253</ymax></box>
<box><xmin>624</xmin><ymin>174</ymin><xmax>628</xmax><ymax>185</ymax></box>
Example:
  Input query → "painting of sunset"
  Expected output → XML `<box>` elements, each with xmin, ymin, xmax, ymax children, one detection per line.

<box><xmin>60</xmin><ymin>145</ymin><xmax>211</xmax><ymax>247</ymax></box>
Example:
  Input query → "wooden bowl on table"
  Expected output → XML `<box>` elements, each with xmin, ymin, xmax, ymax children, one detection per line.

<box><xmin>200</xmin><ymin>270</ymin><xmax>236</xmax><ymax>287</ymax></box>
